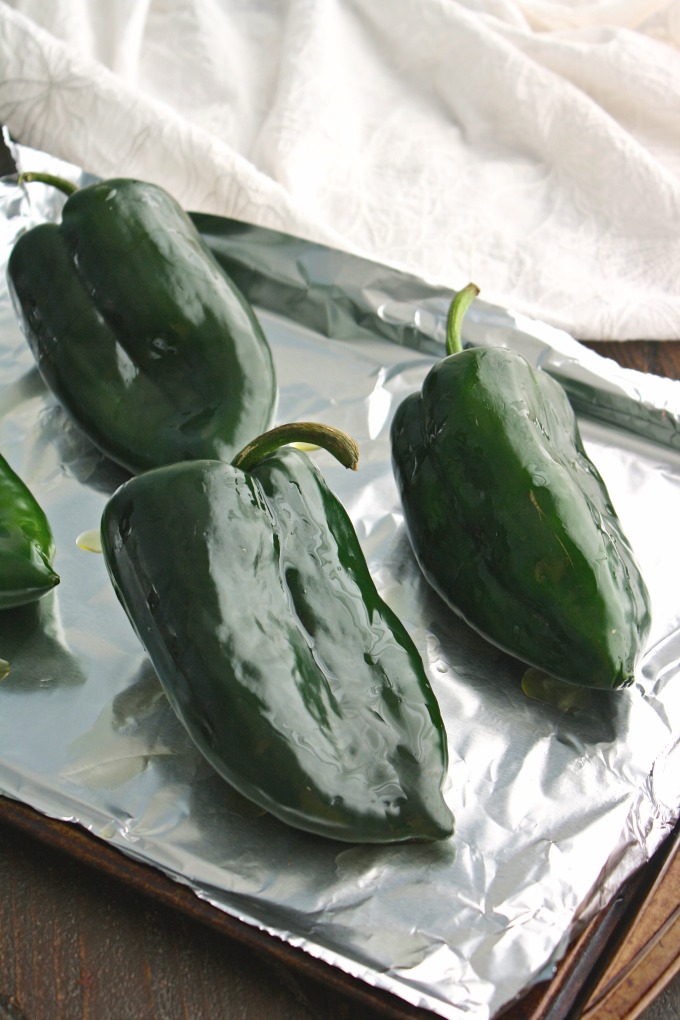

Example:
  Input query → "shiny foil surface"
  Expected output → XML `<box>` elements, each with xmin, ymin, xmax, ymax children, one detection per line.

<box><xmin>1</xmin><ymin>142</ymin><xmax>679</xmax><ymax>1020</ymax></box>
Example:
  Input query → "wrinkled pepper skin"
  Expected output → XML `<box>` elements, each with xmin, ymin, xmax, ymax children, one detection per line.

<box><xmin>391</xmin><ymin>340</ymin><xmax>652</xmax><ymax>690</ymax></box>
<box><xmin>100</xmin><ymin>447</ymin><xmax>453</xmax><ymax>843</ymax></box>
<box><xmin>8</xmin><ymin>178</ymin><xmax>276</xmax><ymax>473</ymax></box>
<box><xmin>0</xmin><ymin>452</ymin><xmax>59</xmax><ymax>609</ymax></box>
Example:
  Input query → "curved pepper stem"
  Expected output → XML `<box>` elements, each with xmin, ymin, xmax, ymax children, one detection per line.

<box><xmin>17</xmin><ymin>171</ymin><xmax>79</xmax><ymax>198</ymax></box>
<box><xmin>233</xmin><ymin>422</ymin><xmax>359</xmax><ymax>473</ymax></box>
<box><xmin>445</xmin><ymin>283</ymin><xmax>480</xmax><ymax>357</ymax></box>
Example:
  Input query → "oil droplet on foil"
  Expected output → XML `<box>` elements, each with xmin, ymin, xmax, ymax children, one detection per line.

<box><xmin>521</xmin><ymin>667</ymin><xmax>592</xmax><ymax>713</ymax></box>
<box><xmin>0</xmin><ymin>658</ymin><xmax>9</xmax><ymax>680</ymax></box>
<box><xmin>76</xmin><ymin>528</ymin><xmax>102</xmax><ymax>553</ymax></box>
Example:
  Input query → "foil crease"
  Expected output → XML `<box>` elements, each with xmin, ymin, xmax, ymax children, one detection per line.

<box><xmin>0</xmin><ymin>141</ymin><xmax>679</xmax><ymax>1020</ymax></box>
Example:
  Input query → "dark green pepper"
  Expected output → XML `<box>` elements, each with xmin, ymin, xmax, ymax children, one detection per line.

<box><xmin>0</xmin><ymin>451</ymin><xmax>59</xmax><ymax>609</ymax></box>
<box><xmin>7</xmin><ymin>173</ymin><xmax>276</xmax><ymax>474</ymax></box>
<box><xmin>100</xmin><ymin>423</ymin><xmax>453</xmax><ymax>843</ymax></box>
<box><xmin>391</xmin><ymin>285</ymin><xmax>652</xmax><ymax>690</ymax></box>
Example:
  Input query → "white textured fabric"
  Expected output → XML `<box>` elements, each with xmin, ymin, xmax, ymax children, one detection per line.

<box><xmin>1</xmin><ymin>0</ymin><xmax>680</xmax><ymax>340</ymax></box>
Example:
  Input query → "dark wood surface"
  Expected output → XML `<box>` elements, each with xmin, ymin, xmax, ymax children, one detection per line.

<box><xmin>1</xmin><ymin>337</ymin><xmax>678</xmax><ymax>1020</ymax></box>
<box><xmin>0</xmin><ymin>804</ymin><xmax>372</xmax><ymax>1020</ymax></box>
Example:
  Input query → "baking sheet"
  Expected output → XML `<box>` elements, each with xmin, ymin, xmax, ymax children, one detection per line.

<box><xmin>0</xmin><ymin>140</ymin><xmax>679</xmax><ymax>1020</ymax></box>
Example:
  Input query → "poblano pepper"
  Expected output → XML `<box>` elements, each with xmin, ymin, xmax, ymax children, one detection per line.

<box><xmin>100</xmin><ymin>422</ymin><xmax>453</xmax><ymax>843</ymax></box>
<box><xmin>391</xmin><ymin>285</ymin><xmax>652</xmax><ymax>690</ymax></box>
<box><xmin>0</xmin><ymin>451</ymin><xmax>59</xmax><ymax>609</ymax></box>
<box><xmin>7</xmin><ymin>172</ymin><xmax>276</xmax><ymax>474</ymax></box>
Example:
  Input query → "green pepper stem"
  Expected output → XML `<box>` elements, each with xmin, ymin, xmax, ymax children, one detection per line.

<box><xmin>17</xmin><ymin>171</ymin><xmax>79</xmax><ymax>197</ymax></box>
<box><xmin>233</xmin><ymin>422</ymin><xmax>359</xmax><ymax>473</ymax></box>
<box><xmin>446</xmin><ymin>283</ymin><xmax>480</xmax><ymax>357</ymax></box>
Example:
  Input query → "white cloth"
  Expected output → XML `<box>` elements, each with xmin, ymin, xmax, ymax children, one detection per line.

<box><xmin>1</xmin><ymin>0</ymin><xmax>680</xmax><ymax>340</ymax></box>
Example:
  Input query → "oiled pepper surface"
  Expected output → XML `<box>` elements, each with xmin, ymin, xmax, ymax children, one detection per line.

<box><xmin>8</xmin><ymin>175</ymin><xmax>276</xmax><ymax>473</ymax></box>
<box><xmin>0</xmin><ymin>451</ymin><xmax>59</xmax><ymax>609</ymax></box>
<box><xmin>100</xmin><ymin>432</ymin><xmax>453</xmax><ymax>843</ymax></box>
<box><xmin>391</xmin><ymin>287</ymin><xmax>652</xmax><ymax>690</ymax></box>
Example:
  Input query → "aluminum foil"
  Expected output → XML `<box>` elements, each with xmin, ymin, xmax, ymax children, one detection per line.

<box><xmin>1</xmin><ymin>140</ymin><xmax>679</xmax><ymax>1020</ymax></box>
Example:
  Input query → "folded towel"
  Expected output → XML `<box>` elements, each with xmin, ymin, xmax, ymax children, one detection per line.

<box><xmin>1</xmin><ymin>0</ymin><xmax>679</xmax><ymax>340</ymax></box>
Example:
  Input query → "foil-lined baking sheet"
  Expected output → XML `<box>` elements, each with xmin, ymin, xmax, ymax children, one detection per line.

<box><xmin>0</xmin><ymin>140</ymin><xmax>679</xmax><ymax>1020</ymax></box>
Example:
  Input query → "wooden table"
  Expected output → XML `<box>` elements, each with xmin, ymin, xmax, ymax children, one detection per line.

<box><xmin>0</xmin><ymin>341</ymin><xmax>678</xmax><ymax>1020</ymax></box>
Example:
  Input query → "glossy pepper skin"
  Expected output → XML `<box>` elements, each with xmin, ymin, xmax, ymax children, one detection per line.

<box><xmin>100</xmin><ymin>424</ymin><xmax>453</xmax><ymax>843</ymax></box>
<box><xmin>0</xmin><ymin>451</ymin><xmax>59</xmax><ymax>609</ymax></box>
<box><xmin>391</xmin><ymin>286</ymin><xmax>652</xmax><ymax>690</ymax></box>
<box><xmin>7</xmin><ymin>174</ymin><xmax>276</xmax><ymax>474</ymax></box>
